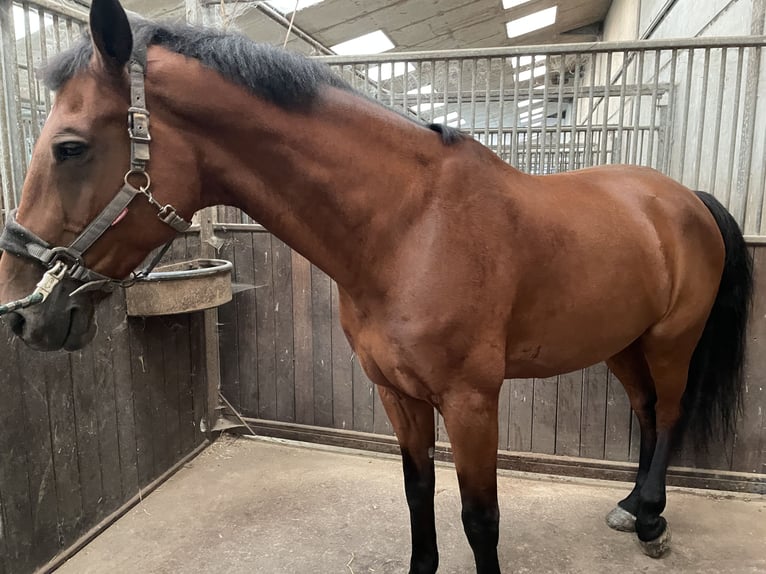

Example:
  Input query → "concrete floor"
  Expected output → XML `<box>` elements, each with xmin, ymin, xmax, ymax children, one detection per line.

<box><xmin>58</xmin><ymin>436</ymin><xmax>766</xmax><ymax>574</ymax></box>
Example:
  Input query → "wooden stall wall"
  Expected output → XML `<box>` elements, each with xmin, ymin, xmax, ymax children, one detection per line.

<box><xmin>217</xmin><ymin>229</ymin><xmax>766</xmax><ymax>481</ymax></box>
<box><xmin>0</xmin><ymin>238</ymin><xmax>207</xmax><ymax>574</ymax></box>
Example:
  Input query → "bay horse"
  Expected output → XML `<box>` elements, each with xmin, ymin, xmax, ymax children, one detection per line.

<box><xmin>0</xmin><ymin>1</ymin><xmax>752</xmax><ymax>572</ymax></box>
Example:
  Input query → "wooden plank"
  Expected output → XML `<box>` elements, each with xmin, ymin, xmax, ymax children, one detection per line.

<box><xmin>254</xmin><ymin>233</ymin><xmax>277</xmax><ymax>421</ymax></box>
<box><xmin>127</xmin><ymin>317</ymin><xmax>156</xmax><ymax>486</ymax></box>
<box><xmin>330</xmin><ymin>282</ymin><xmax>354</xmax><ymax>430</ymax></box>
<box><xmin>16</xmin><ymin>344</ymin><xmax>61</xmax><ymax>564</ymax></box>
<box><xmin>0</xmin><ymin>331</ymin><xmax>34</xmax><ymax>573</ymax></box>
<box><xmin>311</xmin><ymin>266</ymin><xmax>334</xmax><ymax>428</ymax></box>
<box><xmin>160</xmin><ymin>316</ymin><xmax>183</xmax><ymax>462</ymax></box>
<box><xmin>292</xmin><ymin>251</ymin><xmax>314</xmax><ymax>425</ymax></box>
<box><xmin>733</xmin><ymin>245</ymin><xmax>766</xmax><ymax>473</ymax></box>
<box><xmin>105</xmin><ymin>292</ymin><xmax>139</xmax><ymax>499</ymax></box>
<box><xmin>352</xmin><ymin>355</ymin><xmax>374</xmax><ymax>433</ymax></box>
<box><xmin>89</xmin><ymin>304</ymin><xmax>124</xmax><ymax>521</ymax></box>
<box><xmin>189</xmin><ymin>311</ymin><xmax>207</xmax><ymax>446</ymax></box>
<box><xmin>604</xmin><ymin>368</ymin><xmax>632</xmax><ymax>462</ymax></box>
<box><xmin>629</xmin><ymin>412</ymin><xmax>641</xmax><ymax>463</ymax></box>
<box><xmin>217</xmin><ymin>234</ymin><xmax>240</xmax><ymax>410</ymax></box>
<box><xmin>497</xmin><ymin>379</ymin><xmax>511</xmax><ymax>451</ymax></box>
<box><xmin>69</xmin><ymin>345</ymin><xmax>104</xmax><ymax>527</ymax></box>
<box><xmin>509</xmin><ymin>378</ymin><xmax>533</xmax><ymax>452</ymax></box>
<box><xmin>531</xmin><ymin>376</ymin><xmax>558</xmax><ymax>455</ymax></box>
<box><xmin>174</xmin><ymin>313</ymin><xmax>197</xmax><ymax>453</ymax></box>
<box><xmin>234</xmin><ymin>232</ymin><xmax>259</xmax><ymax>418</ymax></box>
<box><xmin>555</xmin><ymin>370</ymin><xmax>583</xmax><ymax>456</ymax></box>
<box><xmin>43</xmin><ymin>352</ymin><xmax>82</xmax><ymax>548</ymax></box>
<box><xmin>144</xmin><ymin>318</ymin><xmax>172</xmax><ymax>476</ymax></box>
<box><xmin>273</xmin><ymin>238</ymin><xmax>295</xmax><ymax>423</ymax></box>
<box><xmin>580</xmin><ymin>362</ymin><xmax>608</xmax><ymax>459</ymax></box>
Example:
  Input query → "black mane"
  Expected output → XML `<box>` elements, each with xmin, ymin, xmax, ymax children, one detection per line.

<box><xmin>43</xmin><ymin>16</ymin><xmax>463</xmax><ymax>145</ymax></box>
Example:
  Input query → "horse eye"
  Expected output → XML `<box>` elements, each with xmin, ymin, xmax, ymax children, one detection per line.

<box><xmin>53</xmin><ymin>141</ymin><xmax>88</xmax><ymax>162</ymax></box>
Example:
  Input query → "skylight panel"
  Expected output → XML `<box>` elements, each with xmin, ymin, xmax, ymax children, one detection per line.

<box><xmin>433</xmin><ymin>112</ymin><xmax>460</xmax><ymax>124</ymax></box>
<box><xmin>13</xmin><ymin>5</ymin><xmax>41</xmax><ymax>39</ymax></box>
<box><xmin>506</xmin><ymin>6</ymin><xmax>557</xmax><ymax>39</ymax></box>
<box><xmin>265</xmin><ymin>0</ymin><xmax>325</xmax><ymax>14</ymax></box>
<box><xmin>367</xmin><ymin>62</ymin><xmax>415</xmax><ymax>81</ymax></box>
<box><xmin>518</xmin><ymin>98</ymin><xmax>543</xmax><ymax>108</ymax></box>
<box><xmin>517</xmin><ymin>65</ymin><xmax>547</xmax><ymax>82</ymax></box>
<box><xmin>502</xmin><ymin>0</ymin><xmax>534</xmax><ymax>9</ymax></box>
<box><xmin>331</xmin><ymin>30</ymin><xmax>395</xmax><ymax>55</ymax></box>
<box><xmin>410</xmin><ymin>102</ymin><xmax>446</xmax><ymax>114</ymax></box>
<box><xmin>408</xmin><ymin>85</ymin><xmax>433</xmax><ymax>95</ymax></box>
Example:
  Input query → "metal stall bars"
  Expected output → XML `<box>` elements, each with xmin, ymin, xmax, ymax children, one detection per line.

<box><xmin>317</xmin><ymin>35</ymin><xmax>766</xmax><ymax>236</ymax></box>
<box><xmin>0</xmin><ymin>0</ymin><xmax>87</xmax><ymax>224</ymax></box>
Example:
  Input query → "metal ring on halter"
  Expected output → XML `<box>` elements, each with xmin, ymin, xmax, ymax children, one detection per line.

<box><xmin>124</xmin><ymin>169</ymin><xmax>151</xmax><ymax>191</ymax></box>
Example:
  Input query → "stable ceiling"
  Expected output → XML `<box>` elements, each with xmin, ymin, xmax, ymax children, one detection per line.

<box><xmin>119</xmin><ymin>0</ymin><xmax>613</xmax><ymax>54</ymax></box>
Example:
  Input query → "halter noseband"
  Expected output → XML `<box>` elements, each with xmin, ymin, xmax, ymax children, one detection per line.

<box><xmin>0</xmin><ymin>52</ymin><xmax>191</xmax><ymax>315</ymax></box>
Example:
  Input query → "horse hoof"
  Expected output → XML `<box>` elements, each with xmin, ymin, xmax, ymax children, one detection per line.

<box><xmin>637</xmin><ymin>524</ymin><xmax>672</xmax><ymax>558</ymax></box>
<box><xmin>606</xmin><ymin>506</ymin><xmax>636</xmax><ymax>532</ymax></box>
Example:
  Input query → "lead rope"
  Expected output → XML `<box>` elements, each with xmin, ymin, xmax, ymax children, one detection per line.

<box><xmin>0</xmin><ymin>261</ymin><xmax>68</xmax><ymax>316</ymax></box>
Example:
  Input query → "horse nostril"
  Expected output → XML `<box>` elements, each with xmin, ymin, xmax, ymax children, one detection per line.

<box><xmin>8</xmin><ymin>312</ymin><xmax>25</xmax><ymax>336</ymax></box>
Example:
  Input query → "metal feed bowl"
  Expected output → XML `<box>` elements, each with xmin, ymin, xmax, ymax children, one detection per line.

<box><xmin>125</xmin><ymin>258</ymin><xmax>233</xmax><ymax>316</ymax></box>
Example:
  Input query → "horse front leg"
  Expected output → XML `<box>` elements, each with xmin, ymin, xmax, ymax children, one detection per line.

<box><xmin>441</xmin><ymin>390</ymin><xmax>501</xmax><ymax>574</ymax></box>
<box><xmin>377</xmin><ymin>386</ymin><xmax>439</xmax><ymax>574</ymax></box>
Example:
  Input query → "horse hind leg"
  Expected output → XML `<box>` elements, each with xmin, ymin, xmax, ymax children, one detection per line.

<box><xmin>604</xmin><ymin>343</ymin><xmax>657</xmax><ymax>533</ymax></box>
<box><xmin>628</xmin><ymin>326</ymin><xmax>704</xmax><ymax>558</ymax></box>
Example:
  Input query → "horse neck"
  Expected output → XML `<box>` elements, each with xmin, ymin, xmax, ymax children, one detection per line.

<box><xmin>154</xmin><ymin>59</ymin><xmax>443</xmax><ymax>295</ymax></box>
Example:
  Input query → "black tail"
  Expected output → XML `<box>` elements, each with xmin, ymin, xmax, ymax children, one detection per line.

<box><xmin>683</xmin><ymin>191</ymin><xmax>753</xmax><ymax>448</ymax></box>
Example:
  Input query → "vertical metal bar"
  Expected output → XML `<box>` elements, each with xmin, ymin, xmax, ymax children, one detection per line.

<box><xmin>415</xmin><ymin>61</ymin><xmax>422</xmax><ymax>120</ymax></box>
<box><xmin>723</xmin><ymin>47</ymin><xmax>744</xmax><ymax>210</ymax></box>
<box><xmin>511</xmin><ymin>56</ymin><xmax>520</xmax><ymax>167</ymax></box>
<box><xmin>568</xmin><ymin>54</ymin><xmax>582</xmax><ymax>171</ymax></box>
<box><xmin>585</xmin><ymin>52</ymin><xmax>596</xmax><ymax>167</ymax></box>
<box><xmin>38</xmin><ymin>9</ymin><xmax>51</xmax><ymax>113</ymax></box>
<box><xmin>676</xmin><ymin>48</ymin><xmax>695</xmax><ymax>183</ymax></box>
<box><xmin>442</xmin><ymin>59</ymin><xmax>449</xmax><ymax>126</ymax></box>
<box><xmin>616</xmin><ymin>50</ymin><xmax>629</xmax><ymax>164</ymax></box>
<box><xmin>737</xmin><ymin>42</ymin><xmax>763</xmax><ymax>231</ymax></box>
<box><xmin>484</xmin><ymin>58</ymin><xmax>491</xmax><ymax>149</ymax></box>
<box><xmin>457</xmin><ymin>58</ymin><xmax>464</xmax><ymax>130</ymax></box>
<box><xmin>498</xmin><ymin>58</ymin><xmax>506</xmax><ymax>162</ymax></box>
<box><xmin>470</xmin><ymin>58</ymin><xmax>477</xmax><ymax>138</ymax></box>
<box><xmin>0</xmin><ymin>0</ymin><xmax>24</xmax><ymax>210</ymax></box>
<box><xmin>646</xmin><ymin>48</ymin><xmax>661</xmax><ymax>168</ymax></box>
<box><xmin>540</xmin><ymin>55</ymin><xmax>550</xmax><ymax>173</ymax></box>
<box><xmin>553</xmin><ymin>54</ymin><xmax>565</xmax><ymax>171</ymax></box>
<box><xmin>525</xmin><ymin>56</ymin><xmax>535</xmax><ymax>173</ymax></box>
<box><xmin>630</xmin><ymin>50</ymin><xmax>644</xmax><ymax>165</ymax></box>
<box><xmin>599</xmin><ymin>51</ymin><xmax>613</xmax><ymax>166</ymax></box>
<box><xmin>23</xmin><ymin>2</ymin><xmax>41</xmax><ymax>145</ymax></box>
<box><xmin>708</xmin><ymin>47</ymin><xmax>727</xmax><ymax>194</ymax></box>
<box><xmin>759</xmin><ymin>123</ymin><xmax>766</xmax><ymax>234</ymax></box>
<box><xmin>662</xmin><ymin>49</ymin><xmax>678</xmax><ymax>174</ymax></box>
<box><xmin>692</xmin><ymin>48</ymin><xmax>711</xmax><ymax>189</ymax></box>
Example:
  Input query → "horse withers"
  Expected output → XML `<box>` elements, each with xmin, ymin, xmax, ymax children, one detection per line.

<box><xmin>0</xmin><ymin>1</ymin><xmax>752</xmax><ymax>572</ymax></box>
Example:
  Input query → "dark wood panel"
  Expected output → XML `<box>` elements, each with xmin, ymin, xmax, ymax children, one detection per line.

<box><xmin>0</xmin><ymin>331</ymin><xmax>35</xmax><ymax>574</ymax></box>
<box><xmin>733</xmin><ymin>246</ymin><xmax>766</xmax><ymax>473</ymax></box>
<box><xmin>352</xmin><ymin>355</ymin><xmax>375</xmax><ymax>433</ymax></box>
<box><xmin>235</xmin><ymin>233</ymin><xmax>259</xmax><ymax>418</ymax></box>
<box><xmin>330</xmin><ymin>283</ymin><xmax>354</xmax><ymax>430</ymax></box>
<box><xmin>292</xmin><ymin>252</ymin><xmax>314</xmax><ymax>425</ymax></box>
<box><xmin>580</xmin><ymin>362</ymin><xmax>608</xmax><ymax>459</ymax></box>
<box><xmin>509</xmin><ymin>378</ymin><xmax>533</xmax><ymax>452</ymax></box>
<box><xmin>253</xmin><ymin>233</ymin><xmax>277</xmax><ymax>421</ymax></box>
<box><xmin>531</xmin><ymin>377</ymin><xmax>558</xmax><ymax>455</ymax></box>
<box><xmin>604</xmin><ymin>369</ymin><xmax>632</xmax><ymax>462</ymax></box>
<box><xmin>311</xmin><ymin>266</ymin><xmax>334</xmax><ymax>428</ymax></box>
<box><xmin>555</xmin><ymin>371</ymin><xmax>583</xmax><ymax>456</ymax></box>
<box><xmin>218</xmin><ymin>235</ymin><xmax>240</xmax><ymax>410</ymax></box>
<box><xmin>497</xmin><ymin>379</ymin><xmax>511</xmax><ymax>451</ymax></box>
<box><xmin>127</xmin><ymin>318</ymin><xmax>157</xmax><ymax>488</ymax></box>
<box><xmin>273</xmin><ymin>238</ymin><xmax>295</xmax><ymax>423</ymax></box>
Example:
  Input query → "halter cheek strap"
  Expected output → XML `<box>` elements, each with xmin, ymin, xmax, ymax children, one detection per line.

<box><xmin>0</xmin><ymin>53</ymin><xmax>192</xmax><ymax>308</ymax></box>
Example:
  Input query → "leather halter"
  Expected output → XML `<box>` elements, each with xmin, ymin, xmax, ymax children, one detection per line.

<box><xmin>0</xmin><ymin>51</ymin><xmax>191</xmax><ymax>303</ymax></box>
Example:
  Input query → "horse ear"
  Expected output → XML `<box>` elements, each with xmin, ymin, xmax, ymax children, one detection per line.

<box><xmin>90</xmin><ymin>0</ymin><xmax>133</xmax><ymax>72</ymax></box>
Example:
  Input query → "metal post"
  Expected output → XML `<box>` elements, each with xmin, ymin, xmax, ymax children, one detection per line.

<box><xmin>0</xmin><ymin>0</ymin><xmax>24</xmax><ymax>216</ymax></box>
